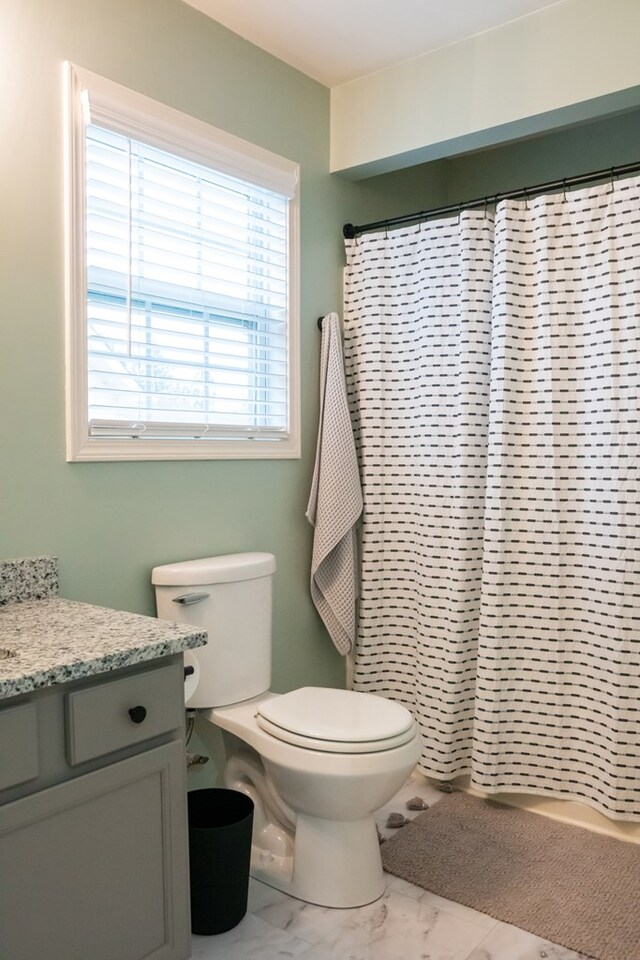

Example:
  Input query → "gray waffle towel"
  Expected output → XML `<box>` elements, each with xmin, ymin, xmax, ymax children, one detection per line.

<box><xmin>306</xmin><ymin>313</ymin><xmax>363</xmax><ymax>654</ymax></box>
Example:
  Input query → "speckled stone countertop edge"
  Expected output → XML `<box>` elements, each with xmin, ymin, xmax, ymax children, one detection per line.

<box><xmin>0</xmin><ymin>595</ymin><xmax>207</xmax><ymax>701</ymax></box>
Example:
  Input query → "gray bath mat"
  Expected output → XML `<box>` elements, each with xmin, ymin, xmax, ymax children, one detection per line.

<box><xmin>381</xmin><ymin>791</ymin><xmax>640</xmax><ymax>960</ymax></box>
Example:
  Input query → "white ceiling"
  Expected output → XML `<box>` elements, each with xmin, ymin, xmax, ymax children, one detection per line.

<box><xmin>182</xmin><ymin>0</ymin><xmax>563</xmax><ymax>87</ymax></box>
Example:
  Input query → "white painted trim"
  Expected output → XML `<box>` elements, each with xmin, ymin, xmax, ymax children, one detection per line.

<box><xmin>72</xmin><ymin>63</ymin><xmax>298</xmax><ymax>197</ymax></box>
<box><xmin>63</xmin><ymin>62</ymin><xmax>301</xmax><ymax>463</ymax></box>
<box><xmin>69</xmin><ymin>436</ymin><xmax>300</xmax><ymax>462</ymax></box>
<box><xmin>63</xmin><ymin>62</ymin><xmax>90</xmax><ymax>464</ymax></box>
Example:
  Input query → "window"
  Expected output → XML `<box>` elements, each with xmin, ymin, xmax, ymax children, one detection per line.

<box><xmin>63</xmin><ymin>63</ymin><xmax>300</xmax><ymax>460</ymax></box>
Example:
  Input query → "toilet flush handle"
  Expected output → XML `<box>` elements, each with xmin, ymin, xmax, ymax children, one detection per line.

<box><xmin>172</xmin><ymin>592</ymin><xmax>209</xmax><ymax>605</ymax></box>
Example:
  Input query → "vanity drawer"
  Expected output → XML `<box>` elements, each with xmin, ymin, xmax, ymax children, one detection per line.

<box><xmin>66</xmin><ymin>663</ymin><xmax>183</xmax><ymax>765</ymax></box>
<box><xmin>0</xmin><ymin>702</ymin><xmax>39</xmax><ymax>791</ymax></box>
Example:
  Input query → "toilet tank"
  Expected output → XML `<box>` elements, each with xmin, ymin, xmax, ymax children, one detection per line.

<box><xmin>152</xmin><ymin>552</ymin><xmax>276</xmax><ymax>708</ymax></box>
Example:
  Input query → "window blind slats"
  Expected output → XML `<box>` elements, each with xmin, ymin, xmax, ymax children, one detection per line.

<box><xmin>87</xmin><ymin>356</ymin><xmax>288</xmax><ymax>385</ymax></box>
<box><xmin>87</xmin><ymin>283</ymin><xmax>288</xmax><ymax>326</ymax></box>
<box><xmin>85</xmin><ymin>121</ymin><xmax>291</xmax><ymax>440</ymax></box>
<box><xmin>86</xmin><ymin>201</ymin><xmax>288</xmax><ymax>261</ymax></box>
<box><xmin>87</xmin><ymin>331</ymin><xmax>288</xmax><ymax>363</ymax></box>
<box><xmin>89</xmin><ymin>420</ymin><xmax>287</xmax><ymax>440</ymax></box>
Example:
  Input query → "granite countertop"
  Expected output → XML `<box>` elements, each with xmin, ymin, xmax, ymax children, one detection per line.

<box><xmin>0</xmin><ymin>557</ymin><xmax>207</xmax><ymax>701</ymax></box>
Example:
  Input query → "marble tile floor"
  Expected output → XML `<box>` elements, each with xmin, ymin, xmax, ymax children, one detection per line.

<box><xmin>191</xmin><ymin>776</ymin><xmax>590</xmax><ymax>960</ymax></box>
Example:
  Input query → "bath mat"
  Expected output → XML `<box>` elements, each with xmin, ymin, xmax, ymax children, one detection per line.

<box><xmin>381</xmin><ymin>792</ymin><xmax>640</xmax><ymax>960</ymax></box>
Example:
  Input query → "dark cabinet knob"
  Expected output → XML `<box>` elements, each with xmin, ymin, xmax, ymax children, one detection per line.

<box><xmin>128</xmin><ymin>705</ymin><xmax>147</xmax><ymax>724</ymax></box>
<box><xmin>184</xmin><ymin>665</ymin><xmax>195</xmax><ymax>679</ymax></box>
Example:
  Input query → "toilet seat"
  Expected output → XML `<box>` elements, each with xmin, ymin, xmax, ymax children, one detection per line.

<box><xmin>255</xmin><ymin>687</ymin><xmax>416</xmax><ymax>754</ymax></box>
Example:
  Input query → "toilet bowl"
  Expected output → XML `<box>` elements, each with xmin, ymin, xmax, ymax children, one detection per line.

<box><xmin>152</xmin><ymin>553</ymin><xmax>419</xmax><ymax>908</ymax></box>
<box><xmin>210</xmin><ymin>687</ymin><xmax>419</xmax><ymax>907</ymax></box>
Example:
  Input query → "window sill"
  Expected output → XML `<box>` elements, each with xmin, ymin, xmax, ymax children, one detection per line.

<box><xmin>66</xmin><ymin>435</ymin><xmax>301</xmax><ymax>462</ymax></box>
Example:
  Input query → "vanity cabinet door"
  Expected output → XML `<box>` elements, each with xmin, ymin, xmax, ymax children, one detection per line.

<box><xmin>0</xmin><ymin>741</ymin><xmax>190</xmax><ymax>960</ymax></box>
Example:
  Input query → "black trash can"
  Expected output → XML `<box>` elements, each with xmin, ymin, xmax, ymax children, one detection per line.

<box><xmin>187</xmin><ymin>788</ymin><xmax>254</xmax><ymax>935</ymax></box>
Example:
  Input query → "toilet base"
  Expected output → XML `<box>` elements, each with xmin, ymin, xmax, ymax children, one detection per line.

<box><xmin>251</xmin><ymin>813</ymin><xmax>385</xmax><ymax>908</ymax></box>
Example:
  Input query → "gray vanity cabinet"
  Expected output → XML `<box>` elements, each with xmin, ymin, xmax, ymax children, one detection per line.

<box><xmin>0</xmin><ymin>656</ymin><xmax>191</xmax><ymax>960</ymax></box>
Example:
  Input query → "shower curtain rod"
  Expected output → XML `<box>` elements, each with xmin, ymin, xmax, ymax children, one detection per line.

<box><xmin>342</xmin><ymin>159</ymin><xmax>640</xmax><ymax>239</ymax></box>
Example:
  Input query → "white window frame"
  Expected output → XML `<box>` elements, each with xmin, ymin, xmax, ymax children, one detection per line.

<box><xmin>63</xmin><ymin>62</ymin><xmax>300</xmax><ymax>461</ymax></box>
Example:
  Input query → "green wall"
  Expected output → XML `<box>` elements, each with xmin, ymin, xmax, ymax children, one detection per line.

<box><xmin>0</xmin><ymin>0</ymin><xmax>352</xmax><ymax>697</ymax></box>
<box><xmin>444</xmin><ymin>109</ymin><xmax>640</xmax><ymax>203</ymax></box>
<box><xmin>348</xmin><ymin>108</ymin><xmax>640</xmax><ymax>225</ymax></box>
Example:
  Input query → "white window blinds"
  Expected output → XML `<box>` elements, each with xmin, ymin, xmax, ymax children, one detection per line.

<box><xmin>64</xmin><ymin>63</ymin><xmax>300</xmax><ymax>461</ymax></box>
<box><xmin>86</xmin><ymin>125</ymin><xmax>290</xmax><ymax>440</ymax></box>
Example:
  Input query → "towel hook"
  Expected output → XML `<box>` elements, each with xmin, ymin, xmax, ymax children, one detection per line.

<box><xmin>317</xmin><ymin>316</ymin><xmax>324</xmax><ymax>331</ymax></box>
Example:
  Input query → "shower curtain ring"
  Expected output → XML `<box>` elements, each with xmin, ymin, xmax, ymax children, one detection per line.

<box><xmin>523</xmin><ymin>189</ymin><xmax>529</xmax><ymax>210</ymax></box>
<box><xmin>609</xmin><ymin>168</ymin><xmax>617</xmax><ymax>193</ymax></box>
<box><xmin>562</xmin><ymin>179</ymin><xmax>568</xmax><ymax>202</ymax></box>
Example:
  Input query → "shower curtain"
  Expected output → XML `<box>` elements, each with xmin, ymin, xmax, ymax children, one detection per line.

<box><xmin>343</xmin><ymin>176</ymin><xmax>640</xmax><ymax>820</ymax></box>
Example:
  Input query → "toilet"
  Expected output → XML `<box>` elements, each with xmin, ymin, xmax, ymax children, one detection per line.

<box><xmin>152</xmin><ymin>552</ymin><xmax>419</xmax><ymax>908</ymax></box>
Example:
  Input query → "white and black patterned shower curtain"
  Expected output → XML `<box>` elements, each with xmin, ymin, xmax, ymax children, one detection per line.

<box><xmin>344</xmin><ymin>176</ymin><xmax>640</xmax><ymax>820</ymax></box>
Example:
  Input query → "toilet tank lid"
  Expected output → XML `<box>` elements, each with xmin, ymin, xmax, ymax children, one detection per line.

<box><xmin>152</xmin><ymin>552</ymin><xmax>276</xmax><ymax>586</ymax></box>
